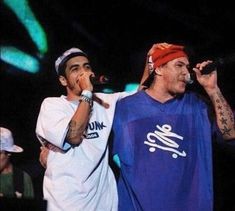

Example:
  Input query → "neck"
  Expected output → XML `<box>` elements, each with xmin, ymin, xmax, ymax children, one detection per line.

<box><xmin>1</xmin><ymin>163</ymin><xmax>13</xmax><ymax>174</ymax></box>
<box><xmin>146</xmin><ymin>83</ymin><xmax>175</xmax><ymax>103</ymax></box>
<box><xmin>66</xmin><ymin>89</ymin><xmax>81</xmax><ymax>101</ymax></box>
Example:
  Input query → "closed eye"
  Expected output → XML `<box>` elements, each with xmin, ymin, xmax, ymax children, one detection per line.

<box><xmin>84</xmin><ymin>63</ymin><xmax>92</xmax><ymax>70</ymax></box>
<box><xmin>70</xmin><ymin>65</ymin><xmax>79</xmax><ymax>72</ymax></box>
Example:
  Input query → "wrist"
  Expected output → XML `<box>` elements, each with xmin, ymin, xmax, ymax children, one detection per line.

<box><xmin>80</xmin><ymin>90</ymin><xmax>93</xmax><ymax>107</ymax></box>
<box><xmin>205</xmin><ymin>86</ymin><xmax>220</xmax><ymax>97</ymax></box>
<box><xmin>81</xmin><ymin>90</ymin><xmax>93</xmax><ymax>99</ymax></box>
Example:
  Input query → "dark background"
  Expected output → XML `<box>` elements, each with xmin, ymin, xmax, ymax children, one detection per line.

<box><xmin>1</xmin><ymin>0</ymin><xmax>235</xmax><ymax>210</ymax></box>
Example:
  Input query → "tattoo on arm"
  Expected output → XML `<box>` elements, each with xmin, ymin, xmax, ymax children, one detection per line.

<box><xmin>67</xmin><ymin>120</ymin><xmax>78</xmax><ymax>139</ymax></box>
<box><xmin>212</xmin><ymin>91</ymin><xmax>234</xmax><ymax>137</ymax></box>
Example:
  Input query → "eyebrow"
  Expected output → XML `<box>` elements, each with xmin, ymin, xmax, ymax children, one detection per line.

<box><xmin>176</xmin><ymin>60</ymin><xmax>190</xmax><ymax>66</ymax></box>
<box><xmin>69</xmin><ymin>64</ymin><xmax>79</xmax><ymax>70</ymax></box>
<box><xmin>69</xmin><ymin>62</ymin><xmax>90</xmax><ymax>70</ymax></box>
<box><xmin>176</xmin><ymin>61</ymin><xmax>186</xmax><ymax>64</ymax></box>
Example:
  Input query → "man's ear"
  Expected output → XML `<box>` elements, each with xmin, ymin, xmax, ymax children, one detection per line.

<box><xmin>154</xmin><ymin>67</ymin><xmax>162</xmax><ymax>76</ymax></box>
<box><xmin>59</xmin><ymin>76</ymin><xmax>67</xmax><ymax>86</ymax></box>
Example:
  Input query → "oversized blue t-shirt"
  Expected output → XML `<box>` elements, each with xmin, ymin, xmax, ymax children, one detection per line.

<box><xmin>112</xmin><ymin>90</ymin><xmax>214</xmax><ymax>211</ymax></box>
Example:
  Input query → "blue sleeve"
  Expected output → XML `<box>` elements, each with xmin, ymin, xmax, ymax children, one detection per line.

<box><xmin>112</xmin><ymin>98</ymin><xmax>136</xmax><ymax>167</ymax></box>
<box><xmin>112</xmin><ymin>101</ymin><xmax>123</xmax><ymax>155</ymax></box>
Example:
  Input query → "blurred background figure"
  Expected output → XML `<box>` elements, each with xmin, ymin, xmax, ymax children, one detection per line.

<box><xmin>0</xmin><ymin>127</ymin><xmax>34</xmax><ymax>198</ymax></box>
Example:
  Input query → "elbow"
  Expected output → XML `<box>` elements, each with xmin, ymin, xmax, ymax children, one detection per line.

<box><xmin>67</xmin><ymin>136</ymin><xmax>83</xmax><ymax>145</ymax></box>
<box><xmin>66</xmin><ymin>128</ymin><xmax>85</xmax><ymax>145</ymax></box>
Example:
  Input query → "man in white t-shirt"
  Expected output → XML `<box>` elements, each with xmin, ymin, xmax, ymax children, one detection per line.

<box><xmin>35</xmin><ymin>47</ymin><xmax>139</xmax><ymax>211</ymax></box>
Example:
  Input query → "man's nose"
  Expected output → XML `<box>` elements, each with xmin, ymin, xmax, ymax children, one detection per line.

<box><xmin>83</xmin><ymin>68</ymin><xmax>93</xmax><ymax>73</ymax></box>
<box><xmin>183</xmin><ymin>66</ymin><xmax>190</xmax><ymax>74</ymax></box>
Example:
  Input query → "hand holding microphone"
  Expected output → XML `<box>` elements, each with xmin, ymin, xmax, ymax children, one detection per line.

<box><xmin>186</xmin><ymin>60</ymin><xmax>219</xmax><ymax>84</ymax></box>
<box><xmin>185</xmin><ymin>53</ymin><xmax>235</xmax><ymax>84</ymax></box>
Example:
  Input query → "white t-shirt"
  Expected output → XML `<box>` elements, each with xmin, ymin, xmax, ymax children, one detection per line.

<box><xmin>36</xmin><ymin>92</ymin><xmax>132</xmax><ymax>211</ymax></box>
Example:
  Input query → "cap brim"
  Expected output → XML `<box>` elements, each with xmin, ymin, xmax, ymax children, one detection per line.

<box><xmin>4</xmin><ymin>145</ymin><xmax>23</xmax><ymax>153</ymax></box>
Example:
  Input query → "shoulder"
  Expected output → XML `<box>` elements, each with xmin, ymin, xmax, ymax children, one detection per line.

<box><xmin>94</xmin><ymin>91</ymin><xmax>136</xmax><ymax>103</ymax></box>
<box><xmin>117</xmin><ymin>90</ymin><xmax>144</xmax><ymax>105</ymax></box>
<box><xmin>22</xmin><ymin>171</ymin><xmax>32</xmax><ymax>181</ymax></box>
<box><xmin>182</xmin><ymin>92</ymin><xmax>210</xmax><ymax>116</ymax></box>
<box><xmin>14</xmin><ymin>167</ymin><xmax>32</xmax><ymax>182</ymax></box>
<box><xmin>184</xmin><ymin>91</ymin><xmax>208</xmax><ymax>104</ymax></box>
<box><xmin>40</xmin><ymin>96</ymin><xmax>67</xmax><ymax>108</ymax></box>
<box><xmin>42</xmin><ymin>96</ymin><xmax>65</xmax><ymax>104</ymax></box>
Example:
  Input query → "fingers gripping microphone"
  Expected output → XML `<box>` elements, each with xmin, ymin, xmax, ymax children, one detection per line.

<box><xmin>186</xmin><ymin>53</ymin><xmax>235</xmax><ymax>84</ymax></box>
<box><xmin>200</xmin><ymin>58</ymin><xmax>224</xmax><ymax>75</ymax></box>
<box><xmin>185</xmin><ymin>59</ymin><xmax>222</xmax><ymax>84</ymax></box>
<box><xmin>90</xmin><ymin>75</ymin><xmax>109</xmax><ymax>85</ymax></box>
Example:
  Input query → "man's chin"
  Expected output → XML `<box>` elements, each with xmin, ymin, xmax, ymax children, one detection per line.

<box><xmin>176</xmin><ymin>87</ymin><xmax>186</xmax><ymax>95</ymax></box>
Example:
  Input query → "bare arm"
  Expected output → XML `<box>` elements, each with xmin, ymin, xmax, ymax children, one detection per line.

<box><xmin>66</xmin><ymin>99</ymin><xmax>92</xmax><ymax>145</ymax></box>
<box><xmin>208</xmin><ymin>88</ymin><xmax>235</xmax><ymax>140</ymax></box>
<box><xmin>65</xmin><ymin>71</ymin><xmax>94</xmax><ymax>145</ymax></box>
<box><xmin>193</xmin><ymin>61</ymin><xmax>235</xmax><ymax>140</ymax></box>
<box><xmin>39</xmin><ymin>146</ymin><xmax>49</xmax><ymax>168</ymax></box>
<box><xmin>39</xmin><ymin>144</ymin><xmax>63</xmax><ymax>168</ymax></box>
<box><xmin>39</xmin><ymin>101</ymin><xmax>93</xmax><ymax>167</ymax></box>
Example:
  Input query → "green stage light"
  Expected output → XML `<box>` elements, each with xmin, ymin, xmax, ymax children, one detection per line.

<box><xmin>3</xmin><ymin>0</ymin><xmax>48</xmax><ymax>55</ymax></box>
<box><xmin>102</xmin><ymin>88</ymin><xmax>114</xmax><ymax>93</ymax></box>
<box><xmin>1</xmin><ymin>46</ymin><xmax>40</xmax><ymax>73</ymax></box>
<box><xmin>124</xmin><ymin>83</ymin><xmax>139</xmax><ymax>92</ymax></box>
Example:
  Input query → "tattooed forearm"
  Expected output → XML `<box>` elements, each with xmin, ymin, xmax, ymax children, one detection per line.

<box><xmin>67</xmin><ymin>120</ymin><xmax>77</xmax><ymax>139</ymax></box>
<box><xmin>66</xmin><ymin>120</ymin><xmax>85</xmax><ymax>144</ymax></box>
<box><xmin>211</xmin><ymin>90</ymin><xmax>235</xmax><ymax>139</ymax></box>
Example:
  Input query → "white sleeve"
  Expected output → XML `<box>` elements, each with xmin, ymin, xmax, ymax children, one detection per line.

<box><xmin>36</xmin><ymin>98</ymin><xmax>72</xmax><ymax>150</ymax></box>
<box><xmin>117</xmin><ymin>91</ymin><xmax>136</xmax><ymax>100</ymax></box>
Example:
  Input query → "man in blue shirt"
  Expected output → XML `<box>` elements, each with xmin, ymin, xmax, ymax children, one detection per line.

<box><xmin>112</xmin><ymin>42</ymin><xmax>235</xmax><ymax>211</ymax></box>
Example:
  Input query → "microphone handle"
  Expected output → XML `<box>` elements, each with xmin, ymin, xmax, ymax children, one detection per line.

<box><xmin>188</xmin><ymin>60</ymin><xmax>221</xmax><ymax>84</ymax></box>
<box><xmin>201</xmin><ymin>62</ymin><xmax>218</xmax><ymax>75</ymax></box>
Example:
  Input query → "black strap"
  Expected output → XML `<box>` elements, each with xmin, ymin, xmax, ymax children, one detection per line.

<box><xmin>13</xmin><ymin>166</ymin><xmax>24</xmax><ymax>197</ymax></box>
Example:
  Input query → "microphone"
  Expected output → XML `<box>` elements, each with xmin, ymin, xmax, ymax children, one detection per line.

<box><xmin>185</xmin><ymin>59</ymin><xmax>222</xmax><ymax>84</ymax></box>
<box><xmin>90</xmin><ymin>75</ymin><xmax>109</xmax><ymax>85</ymax></box>
<box><xmin>200</xmin><ymin>58</ymin><xmax>224</xmax><ymax>75</ymax></box>
<box><xmin>186</xmin><ymin>53</ymin><xmax>235</xmax><ymax>84</ymax></box>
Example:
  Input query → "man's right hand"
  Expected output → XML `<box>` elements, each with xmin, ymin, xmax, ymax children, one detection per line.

<box><xmin>39</xmin><ymin>143</ymin><xmax>64</xmax><ymax>168</ymax></box>
<box><xmin>39</xmin><ymin>146</ymin><xmax>49</xmax><ymax>168</ymax></box>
